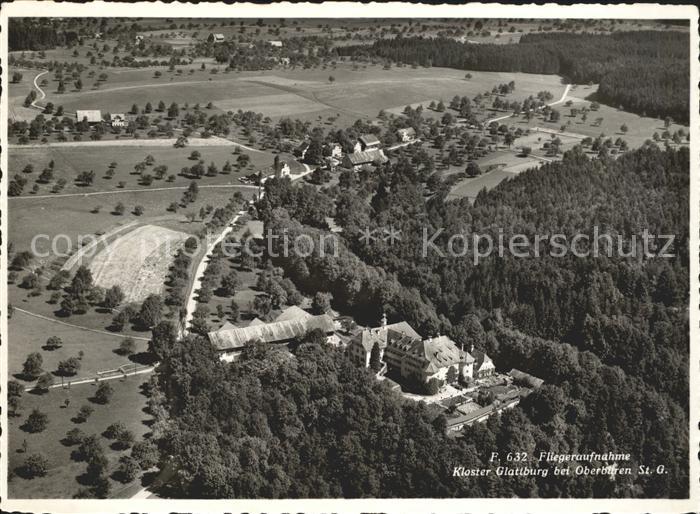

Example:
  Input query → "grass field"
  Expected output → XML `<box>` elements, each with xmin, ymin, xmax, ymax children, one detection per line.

<box><xmin>33</xmin><ymin>63</ymin><xmax>567</xmax><ymax>128</ymax></box>
<box><xmin>90</xmin><ymin>224</ymin><xmax>189</xmax><ymax>303</ymax></box>
<box><xmin>8</xmin><ymin>374</ymin><xmax>152</xmax><ymax>499</ymax></box>
<box><xmin>8</xmin><ymin>309</ymin><xmax>148</xmax><ymax>384</ymax></box>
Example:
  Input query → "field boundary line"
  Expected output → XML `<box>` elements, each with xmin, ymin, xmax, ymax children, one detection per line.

<box><xmin>13</xmin><ymin>307</ymin><xmax>151</xmax><ymax>341</ymax></box>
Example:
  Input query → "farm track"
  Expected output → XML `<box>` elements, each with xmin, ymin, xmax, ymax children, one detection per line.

<box><xmin>31</xmin><ymin>70</ymin><xmax>49</xmax><ymax>108</ymax></box>
<box><xmin>9</xmin><ymin>183</ymin><xmax>259</xmax><ymax>201</ymax></box>
<box><xmin>244</xmin><ymin>79</ymin><xmax>369</xmax><ymax>119</ymax></box>
<box><xmin>485</xmin><ymin>83</ymin><xmax>572</xmax><ymax>126</ymax></box>
<box><xmin>22</xmin><ymin>365</ymin><xmax>156</xmax><ymax>392</ymax></box>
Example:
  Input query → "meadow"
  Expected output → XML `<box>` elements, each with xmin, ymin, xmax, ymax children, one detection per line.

<box><xmin>8</xmin><ymin>374</ymin><xmax>152</xmax><ymax>499</ymax></box>
<box><xmin>9</xmin><ymin>142</ymin><xmax>295</xmax><ymax>196</ymax></box>
<box><xmin>8</xmin><ymin>309</ymin><xmax>149</xmax><ymax>385</ymax></box>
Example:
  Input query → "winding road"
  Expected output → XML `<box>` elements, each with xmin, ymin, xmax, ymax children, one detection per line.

<box><xmin>485</xmin><ymin>83</ymin><xmax>572</xmax><ymax>126</ymax></box>
<box><xmin>30</xmin><ymin>70</ymin><xmax>49</xmax><ymax>108</ymax></box>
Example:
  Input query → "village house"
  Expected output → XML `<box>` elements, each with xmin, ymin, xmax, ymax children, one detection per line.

<box><xmin>342</xmin><ymin>149</ymin><xmax>388</xmax><ymax>170</ymax></box>
<box><xmin>347</xmin><ymin>315</ymin><xmax>494</xmax><ymax>388</ymax></box>
<box><xmin>208</xmin><ymin>306</ymin><xmax>338</xmax><ymax>362</ymax></box>
<box><xmin>354</xmin><ymin>134</ymin><xmax>382</xmax><ymax>153</ymax></box>
<box><xmin>109</xmin><ymin>113</ymin><xmax>129</xmax><ymax>128</ymax></box>
<box><xmin>75</xmin><ymin>110</ymin><xmax>103</xmax><ymax>124</ymax></box>
<box><xmin>208</xmin><ymin>33</ymin><xmax>225</xmax><ymax>43</ymax></box>
<box><xmin>397</xmin><ymin>127</ymin><xmax>416</xmax><ymax>143</ymax></box>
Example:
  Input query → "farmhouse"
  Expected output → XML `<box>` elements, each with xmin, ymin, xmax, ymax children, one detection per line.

<box><xmin>342</xmin><ymin>149</ymin><xmax>388</xmax><ymax>170</ymax></box>
<box><xmin>347</xmin><ymin>315</ymin><xmax>493</xmax><ymax>387</ymax></box>
<box><xmin>76</xmin><ymin>110</ymin><xmax>102</xmax><ymax>124</ymax></box>
<box><xmin>208</xmin><ymin>306</ymin><xmax>337</xmax><ymax>362</ymax></box>
<box><xmin>397</xmin><ymin>127</ymin><xmax>416</xmax><ymax>142</ymax></box>
<box><xmin>109</xmin><ymin>113</ymin><xmax>128</xmax><ymax>128</ymax></box>
<box><xmin>268</xmin><ymin>40</ymin><xmax>283</xmax><ymax>47</ymax></box>
<box><xmin>209</xmin><ymin>33</ymin><xmax>225</xmax><ymax>43</ymax></box>
<box><xmin>354</xmin><ymin>134</ymin><xmax>382</xmax><ymax>153</ymax></box>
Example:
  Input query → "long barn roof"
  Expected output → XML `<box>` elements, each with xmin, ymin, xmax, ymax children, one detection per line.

<box><xmin>208</xmin><ymin>313</ymin><xmax>335</xmax><ymax>351</ymax></box>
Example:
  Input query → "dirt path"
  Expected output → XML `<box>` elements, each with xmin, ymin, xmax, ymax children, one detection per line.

<box><xmin>23</xmin><ymin>365</ymin><xmax>155</xmax><ymax>392</ymax></box>
<box><xmin>31</xmin><ymin>70</ymin><xmax>49</xmax><ymax>108</ymax></box>
<box><xmin>183</xmin><ymin>210</ymin><xmax>245</xmax><ymax>332</ymax></box>
<box><xmin>485</xmin><ymin>83</ymin><xmax>572</xmax><ymax>126</ymax></box>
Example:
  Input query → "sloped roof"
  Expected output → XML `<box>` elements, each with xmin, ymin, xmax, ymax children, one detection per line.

<box><xmin>355</xmin><ymin>328</ymin><xmax>387</xmax><ymax>352</ymax></box>
<box><xmin>76</xmin><ymin>110</ymin><xmax>102</xmax><ymax>123</ymax></box>
<box><xmin>110</xmin><ymin>113</ymin><xmax>126</xmax><ymax>121</ymax></box>
<box><xmin>474</xmin><ymin>350</ymin><xmax>494</xmax><ymax>372</ymax></box>
<box><xmin>418</xmin><ymin>336</ymin><xmax>466</xmax><ymax>373</ymax></box>
<box><xmin>386</xmin><ymin>321</ymin><xmax>420</xmax><ymax>341</ymax></box>
<box><xmin>247</xmin><ymin>318</ymin><xmax>266</xmax><ymax>327</ymax></box>
<box><xmin>346</xmin><ymin>149</ymin><xmax>388</xmax><ymax>166</ymax></box>
<box><xmin>398</xmin><ymin>127</ymin><xmax>416</xmax><ymax>137</ymax></box>
<box><xmin>275</xmin><ymin>305</ymin><xmax>312</xmax><ymax>322</ymax></box>
<box><xmin>385</xmin><ymin>332</ymin><xmax>473</xmax><ymax>373</ymax></box>
<box><xmin>359</xmin><ymin>134</ymin><xmax>380</xmax><ymax>146</ymax></box>
<box><xmin>208</xmin><ymin>313</ymin><xmax>335</xmax><ymax>350</ymax></box>
<box><xmin>219</xmin><ymin>321</ymin><xmax>237</xmax><ymax>331</ymax></box>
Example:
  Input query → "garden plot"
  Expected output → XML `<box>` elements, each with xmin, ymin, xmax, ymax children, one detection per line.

<box><xmin>89</xmin><ymin>224</ymin><xmax>189</xmax><ymax>303</ymax></box>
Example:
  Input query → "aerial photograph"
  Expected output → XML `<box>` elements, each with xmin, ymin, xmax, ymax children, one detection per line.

<box><xmin>2</xmin><ymin>9</ymin><xmax>693</xmax><ymax>508</ymax></box>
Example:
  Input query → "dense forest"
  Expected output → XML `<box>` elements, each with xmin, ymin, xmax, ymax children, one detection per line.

<box><xmin>335</xmin><ymin>145</ymin><xmax>689</xmax><ymax>409</ymax></box>
<box><xmin>153</xmin><ymin>323</ymin><xmax>687</xmax><ymax>498</ymax></box>
<box><xmin>339</xmin><ymin>31</ymin><xmax>689</xmax><ymax>122</ymax></box>
<box><xmin>8</xmin><ymin>19</ymin><xmax>75</xmax><ymax>51</ymax></box>
<box><xmin>152</xmin><ymin>144</ymin><xmax>689</xmax><ymax>498</ymax></box>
